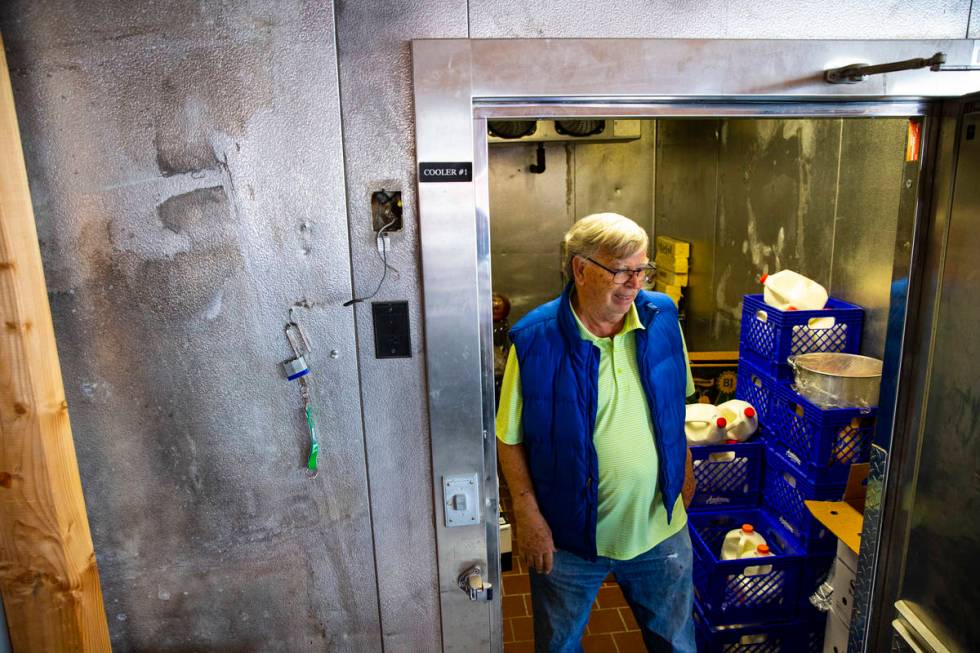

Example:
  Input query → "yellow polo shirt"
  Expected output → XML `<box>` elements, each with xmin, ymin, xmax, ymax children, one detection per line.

<box><xmin>496</xmin><ymin>304</ymin><xmax>695</xmax><ymax>560</ymax></box>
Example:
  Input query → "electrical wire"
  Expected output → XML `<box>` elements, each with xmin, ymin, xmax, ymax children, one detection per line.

<box><xmin>343</xmin><ymin>212</ymin><xmax>399</xmax><ymax>307</ymax></box>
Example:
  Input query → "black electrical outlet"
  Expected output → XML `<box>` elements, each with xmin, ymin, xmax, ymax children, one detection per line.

<box><xmin>372</xmin><ymin>301</ymin><xmax>411</xmax><ymax>358</ymax></box>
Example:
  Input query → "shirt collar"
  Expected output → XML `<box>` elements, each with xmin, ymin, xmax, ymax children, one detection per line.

<box><xmin>570</xmin><ymin>302</ymin><xmax>645</xmax><ymax>343</ymax></box>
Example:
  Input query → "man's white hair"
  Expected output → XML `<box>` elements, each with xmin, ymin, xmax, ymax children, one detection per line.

<box><xmin>561</xmin><ymin>212</ymin><xmax>649</xmax><ymax>281</ymax></box>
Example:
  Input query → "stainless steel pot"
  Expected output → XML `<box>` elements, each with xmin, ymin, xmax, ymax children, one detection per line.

<box><xmin>788</xmin><ymin>353</ymin><xmax>883</xmax><ymax>409</ymax></box>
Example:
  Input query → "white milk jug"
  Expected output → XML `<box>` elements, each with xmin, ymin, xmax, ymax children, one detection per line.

<box><xmin>741</xmin><ymin>543</ymin><xmax>775</xmax><ymax>576</ymax></box>
<box><xmin>730</xmin><ymin>543</ymin><xmax>779</xmax><ymax>604</ymax></box>
<box><xmin>720</xmin><ymin>523</ymin><xmax>768</xmax><ymax>560</ymax></box>
<box><xmin>685</xmin><ymin>403</ymin><xmax>727</xmax><ymax>445</ymax></box>
<box><xmin>717</xmin><ymin>399</ymin><xmax>759</xmax><ymax>442</ymax></box>
<box><xmin>760</xmin><ymin>270</ymin><xmax>829</xmax><ymax>311</ymax></box>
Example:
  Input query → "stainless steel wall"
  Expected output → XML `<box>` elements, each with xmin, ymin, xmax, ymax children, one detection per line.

<box><xmin>0</xmin><ymin>2</ymin><xmax>384</xmax><ymax>651</ymax></box>
<box><xmin>0</xmin><ymin>1</ymin><xmax>975</xmax><ymax>652</ymax></box>
<box><xmin>489</xmin><ymin>122</ymin><xmax>656</xmax><ymax>321</ymax></box>
<box><xmin>655</xmin><ymin>118</ymin><xmax>908</xmax><ymax>354</ymax></box>
<box><xmin>491</xmin><ymin>119</ymin><xmax>907</xmax><ymax>355</ymax></box>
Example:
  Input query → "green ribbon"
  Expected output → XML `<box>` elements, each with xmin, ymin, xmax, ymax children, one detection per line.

<box><xmin>305</xmin><ymin>403</ymin><xmax>319</xmax><ymax>472</ymax></box>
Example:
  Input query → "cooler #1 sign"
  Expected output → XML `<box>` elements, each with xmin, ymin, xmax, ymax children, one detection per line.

<box><xmin>419</xmin><ymin>162</ymin><xmax>472</xmax><ymax>182</ymax></box>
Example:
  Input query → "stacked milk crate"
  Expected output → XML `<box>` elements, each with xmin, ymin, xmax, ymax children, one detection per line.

<box><xmin>687</xmin><ymin>290</ymin><xmax>873</xmax><ymax>652</ymax></box>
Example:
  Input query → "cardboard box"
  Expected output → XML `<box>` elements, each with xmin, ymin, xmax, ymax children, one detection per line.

<box><xmin>655</xmin><ymin>251</ymin><xmax>689</xmax><ymax>274</ymax></box>
<box><xmin>654</xmin><ymin>282</ymin><xmax>682</xmax><ymax>304</ymax></box>
<box><xmin>804</xmin><ymin>463</ymin><xmax>868</xmax><ymax>556</ymax></box>
<box><xmin>655</xmin><ymin>235</ymin><xmax>690</xmax><ymax>259</ymax></box>
<box><xmin>823</xmin><ymin>608</ymin><xmax>850</xmax><ymax>653</ymax></box>
<box><xmin>656</xmin><ymin>267</ymin><xmax>688</xmax><ymax>288</ymax></box>
<box><xmin>830</xmin><ymin>540</ymin><xmax>857</xmax><ymax>625</ymax></box>
<box><xmin>807</xmin><ymin>465</ymin><xmax>867</xmax><ymax>639</ymax></box>
<box><xmin>835</xmin><ymin>538</ymin><xmax>858</xmax><ymax>574</ymax></box>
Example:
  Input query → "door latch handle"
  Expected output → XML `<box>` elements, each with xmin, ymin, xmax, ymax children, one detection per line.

<box><xmin>458</xmin><ymin>565</ymin><xmax>493</xmax><ymax>602</ymax></box>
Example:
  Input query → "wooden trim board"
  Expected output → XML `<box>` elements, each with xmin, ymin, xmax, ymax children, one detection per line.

<box><xmin>0</xmin><ymin>34</ymin><xmax>111</xmax><ymax>651</ymax></box>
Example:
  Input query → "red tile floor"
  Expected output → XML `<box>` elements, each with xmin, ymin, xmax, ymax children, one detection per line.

<box><xmin>501</xmin><ymin>482</ymin><xmax>648</xmax><ymax>653</ymax></box>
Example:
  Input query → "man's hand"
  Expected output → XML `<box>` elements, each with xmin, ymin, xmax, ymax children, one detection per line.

<box><xmin>514</xmin><ymin>502</ymin><xmax>556</xmax><ymax>575</ymax></box>
<box><xmin>682</xmin><ymin>447</ymin><xmax>696</xmax><ymax>509</ymax></box>
<box><xmin>497</xmin><ymin>440</ymin><xmax>557</xmax><ymax>574</ymax></box>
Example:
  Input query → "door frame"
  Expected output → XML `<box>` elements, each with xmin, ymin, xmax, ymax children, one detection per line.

<box><xmin>411</xmin><ymin>38</ymin><xmax>980</xmax><ymax>652</ymax></box>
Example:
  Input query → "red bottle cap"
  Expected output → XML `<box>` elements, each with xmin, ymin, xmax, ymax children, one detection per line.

<box><xmin>741</xmin><ymin>523</ymin><xmax>754</xmax><ymax>533</ymax></box>
<box><xmin>724</xmin><ymin>439</ymin><xmax>738</xmax><ymax>444</ymax></box>
<box><xmin>757</xmin><ymin>544</ymin><xmax>770</xmax><ymax>554</ymax></box>
<box><xmin>716</xmin><ymin>417</ymin><xmax>727</xmax><ymax>428</ymax></box>
<box><xmin>744</xmin><ymin>406</ymin><xmax>756</xmax><ymax>418</ymax></box>
<box><xmin>759</xmin><ymin>273</ymin><xmax>768</xmax><ymax>284</ymax></box>
<box><xmin>787</xmin><ymin>306</ymin><xmax>797</xmax><ymax>311</ymax></box>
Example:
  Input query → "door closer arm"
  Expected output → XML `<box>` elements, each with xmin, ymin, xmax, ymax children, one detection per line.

<box><xmin>825</xmin><ymin>52</ymin><xmax>980</xmax><ymax>84</ymax></box>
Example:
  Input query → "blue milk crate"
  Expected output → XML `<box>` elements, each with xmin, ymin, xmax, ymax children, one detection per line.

<box><xmin>739</xmin><ymin>294</ymin><xmax>864</xmax><ymax>378</ymax></box>
<box><xmin>736</xmin><ymin>353</ymin><xmax>787</xmax><ymax>429</ymax></box>
<box><xmin>770</xmin><ymin>384</ymin><xmax>876</xmax><ymax>484</ymax></box>
<box><xmin>689</xmin><ymin>441</ymin><xmax>764</xmax><ymax>511</ymax></box>
<box><xmin>689</xmin><ymin>508</ymin><xmax>805</xmax><ymax>625</ymax></box>
<box><xmin>798</xmin><ymin>554</ymin><xmax>834</xmax><ymax>618</ymax></box>
<box><xmin>763</xmin><ymin>444</ymin><xmax>845</xmax><ymax>552</ymax></box>
<box><xmin>693</xmin><ymin>600</ymin><xmax>826</xmax><ymax>653</ymax></box>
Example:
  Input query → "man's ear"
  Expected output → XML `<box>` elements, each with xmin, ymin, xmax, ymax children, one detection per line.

<box><xmin>571</xmin><ymin>256</ymin><xmax>586</xmax><ymax>284</ymax></box>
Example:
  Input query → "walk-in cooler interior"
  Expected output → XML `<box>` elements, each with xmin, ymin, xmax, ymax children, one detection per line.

<box><xmin>489</xmin><ymin>117</ymin><xmax>910</xmax><ymax>361</ymax></box>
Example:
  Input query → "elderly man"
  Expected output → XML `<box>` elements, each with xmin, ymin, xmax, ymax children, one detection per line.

<box><xmin>496</xmin><ymin>213</ymin><xmax>696</xmax><ymax>653</ymax></box>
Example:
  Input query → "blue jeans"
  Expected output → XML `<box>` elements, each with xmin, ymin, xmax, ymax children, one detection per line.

<box><xmin>528</xmin><ymin>528</ymin><xmax>696</xmax><ymax>653</ymax></box>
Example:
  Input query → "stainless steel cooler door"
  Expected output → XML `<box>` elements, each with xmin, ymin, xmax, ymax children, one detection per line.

<box><xmin>885</xmin><ymin>95</ymin><xmax>980</xmax><ymax>653</ymax></box>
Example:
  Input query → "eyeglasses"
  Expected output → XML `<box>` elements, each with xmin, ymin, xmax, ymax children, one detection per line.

<box><xmin>583</xmin><ymin>256</ymin><xmax>656</xmax><ymax>285</ymax></box>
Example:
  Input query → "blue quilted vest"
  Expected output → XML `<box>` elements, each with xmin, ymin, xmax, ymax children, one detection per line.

<box><xmin>509</xmin><ymin>284</ymin><xmax>688</xmax><ymax>561</ymax></box>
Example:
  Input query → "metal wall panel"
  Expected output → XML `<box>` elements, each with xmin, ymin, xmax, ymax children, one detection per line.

<box><xmin>713</xmin><ymin>119</ymin><xmax>841</xmax><ymax>348</ymax></box>
<box><xmin>489</xmin><ymin>143</ymin><xmax>571</xmax><ymax>322</ymax></box>
<box><xmin>469</xmin><ymin>0</ymin><xmax>971</xmax><ymax>39</ymax></box>
<box><xmin>830</xmin><ymin>119</ymin><xmax>909</xmax><ymax>359</ymax></box>
<box><xmin>490</xmin><ymin>118</ymin><xmax>907</xmax><ymax>355</ymax></box>
<box><xmin>0</xmin><ymin>1</ymin><xmax>382</xmax><ymax>650</ymax></box>
<box><xmin>466</xmin><ymin>40</ymin><xmax>980</xmax><ymax>99</ymax></box>
<box><xmin>654</xmin><ymin>121</ymin><xmax>722</xmax><ymax>349</ymax></box>
<box><xmin>652</xmin><ymin>118</ymin><xmax>908</xmax><ymax>352</ymax></box>
<box><xmin>335</xmin><ymin>2</ymin><xmax>468</xmax><ymax>650</ymax></box>
<box><xmin>573</xmin><ymin>121</ymin><xmax>656</xmax><ymax>236</ymax></box>
<box><xmin>488</xmin><ymin>122</ymin><xmax>655</xmax><ymax>322</ymax></box>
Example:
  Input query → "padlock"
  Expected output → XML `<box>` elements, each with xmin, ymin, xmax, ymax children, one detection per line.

<box><xmin>282</xmin><ymin>355</ymin><xmax>309</xmax><ymax>381</ymax></box>
<box><xmin>457</xmin><ymin>565</ymin><xmax>493</xmax><ymax>602</ymax></box>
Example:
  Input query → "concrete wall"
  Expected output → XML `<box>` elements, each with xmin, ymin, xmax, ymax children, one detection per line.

<box><xmin>0</xmin><ymin>1</ymin><xmax>974</xmax><ymax>651</ymax></box>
